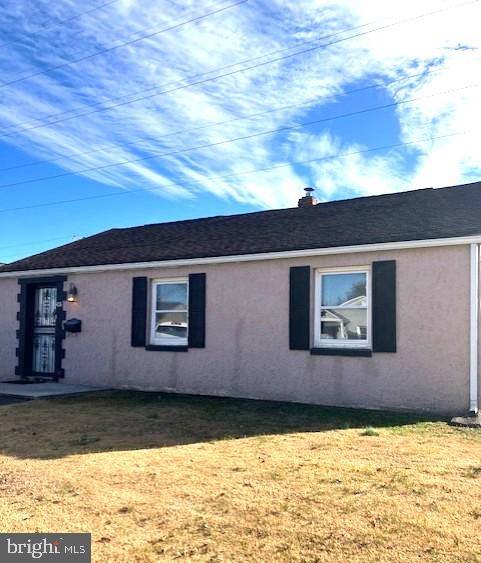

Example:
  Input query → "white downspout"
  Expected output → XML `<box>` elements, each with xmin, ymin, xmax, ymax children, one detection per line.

<box><xmin>469</xmin><ymin>243</ymin><xmax>479</xmax><ymax>414</ymax></box>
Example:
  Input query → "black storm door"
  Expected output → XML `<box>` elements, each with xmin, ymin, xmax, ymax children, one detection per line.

<box><xmin>30</xmin><ymin>285</ymin><xmax>58</xmax><ymax>374</ymax></box>
<box><xmin>16</xmin><ymin>276</ymin><xmax>66</xmax><ymax>379</ymax></box>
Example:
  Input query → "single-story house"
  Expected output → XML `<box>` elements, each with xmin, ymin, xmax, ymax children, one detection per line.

<box><xmin>1</xmin><ymin>181</ymin><xmax>480</xmax><ymax>415</ymax></box>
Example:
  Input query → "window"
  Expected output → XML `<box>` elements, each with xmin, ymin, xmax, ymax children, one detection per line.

<box><xmin>315</xmin><ymin>268</ymin><xmax>370</xmax><ymax>348</ymax></box>
<box><xmin>150</xmin><ymin>278</ymin><xmax>188</xmax><ymax>346</ymax></box>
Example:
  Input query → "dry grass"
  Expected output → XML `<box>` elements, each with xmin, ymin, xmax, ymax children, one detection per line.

<box><xmin>0</xmin><ymin>391</ymin><xmax>480</xmax><ymax>562</ymax></box>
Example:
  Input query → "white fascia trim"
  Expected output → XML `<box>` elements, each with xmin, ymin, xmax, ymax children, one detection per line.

<box><xmin>469</xmin><ymin>243</ymin><xmax>479</xmax><ymax>414</ymax></box>
<box><xmin>2</xmin><ymin>234</ymin><xmax>481</xmax><ymax>279</ymax></box>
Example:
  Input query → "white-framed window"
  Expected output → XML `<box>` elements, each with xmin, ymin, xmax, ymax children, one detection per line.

<box><xmin>314</xmin><ymin>267</ymin><xmax>370</xmax><ymax>348</ymax></box>
<box><xmin>150</xmin><ymin>278</ymin><xmax>189</xmax><ymax>346</ymax></box>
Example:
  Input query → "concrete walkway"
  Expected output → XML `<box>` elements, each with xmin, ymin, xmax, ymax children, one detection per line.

<box><xmin>0</xmin><ymin>381</ymin><xmax>107</xmax><ymax>399</ymax></box>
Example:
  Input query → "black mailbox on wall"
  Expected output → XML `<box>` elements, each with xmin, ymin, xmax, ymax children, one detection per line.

<box><xmin>64</xmin><ymin>319</ymin><xmax>82</xmax><ymax>333</ymax></box>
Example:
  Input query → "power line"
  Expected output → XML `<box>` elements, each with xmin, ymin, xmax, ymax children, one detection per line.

<box><xmin>1</xmin><ymin>0</ymin><xmax>474</xmax><ymax>136</ymax></box>
<box><xmin>0</xmin><ymin>232</ymin><xmax>116</xmax><ymax>259</ymax></box>
<box><xmin>0</xmin><ymin>129</ymin><xmax>473</xmax><ymax>259</ymax></box>
<box><xmin>0</xmin><ymin>61</ymin><xmax>467</xmax><ymax>173</ymax></box>
<box><xmin>0</xmin><ymin>0</ymin><xmax>476</xmax><ymax>139</ymax></box>
<box><xmin>0</xmin><ymin>240</ymin><xmax>81</xmax><ymax>260</ymax></box>
<box><xmin>0</xmin><ymin>0</ymin><xmax>248</xmax><ymax>90</ymax></box>
<box><xmin>0</xmin><ymin>83</ymin><xmax>475</xmax><ymax>191</ymax></box>
<box><xmin>0</xmin><ymin>5</ymin><xmax>476</xmax><ymax>258</ymax></box>
<box><xmin>0</xmin><ymin>0</ymin><xmax>121</xmax><ymax>50</ymax></box>
<box><xmin>0</xmin><ymin>13</ymin><xmax>382</xmax><ymax>134</ymax></box>
<box><xmin>0</xmin><ymin>235</ymin><xmax>81</xmax><ymax>251</ymax></box>
<box><xmin>0</xmin><ymin>129</ymin><xmax>472</xmax><ymax>215</ymax></box>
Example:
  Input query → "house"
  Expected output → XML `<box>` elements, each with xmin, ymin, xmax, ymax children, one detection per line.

<box><xmin>1</xmin><ymin>181</ymin><xmax>480</xmax><ymax>415</ymax></box>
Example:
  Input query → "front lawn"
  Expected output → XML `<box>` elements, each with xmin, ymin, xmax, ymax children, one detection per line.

<box><xmin>0</xmin><ymin>391</ymin><xmax>479</xmax><ymax>562</ymax></box>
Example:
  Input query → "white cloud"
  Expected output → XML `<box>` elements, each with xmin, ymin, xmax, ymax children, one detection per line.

<box><xmin>0</xmin><ymin>0</ymin><xmax>479</xmax><ymax>209</ymax></box>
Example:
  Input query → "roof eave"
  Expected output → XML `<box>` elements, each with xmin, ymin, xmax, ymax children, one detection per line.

<box><xmin>1</xmin><ymin>234</ymin><xmax>481</xmax><ymax>279</ymax></box>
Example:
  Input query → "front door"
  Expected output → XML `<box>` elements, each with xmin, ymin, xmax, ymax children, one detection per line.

<box><xmin>31</xmin><ymin>285</ymin><xmax>58</xmax><ymax>375</ymax></box>
<box><xmin>16</xmin><ymin>276</ymin><xmax>66</xmax><ymax>379</ymax></box>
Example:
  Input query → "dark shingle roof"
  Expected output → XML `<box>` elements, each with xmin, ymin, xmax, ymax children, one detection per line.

<box><xmin>2</xmin><ymin>181</ymin><xmax>481</xmax><ymax>273</ymax></box>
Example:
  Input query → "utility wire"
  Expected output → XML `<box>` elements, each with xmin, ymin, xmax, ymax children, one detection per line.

<box><xmin>0</xmin><ymin>61</ymin><xmax>468</xmax><ymax>173</ymax></box>
<box><xmin>0</xmin><ymin>129</ymin><xmax>472</xmax><ymax>215</ymax></box>
<box><xmin>0</xmin><ymin>240</ymin><xmax>82</xmax><ymax>260</ymax></box>
<box><xmin>0</xmin><ymin>0</ymin><xmax>476</xmax><ymax>138</ymax></box>
<box><xmin>0</xmin><ymin>83</ymin><xmax>476</xmax><ymax>191</ymax></box>
<box><xmin>0</xmin><ymin>0</ymin><xmax>121</xmax><ymax>50</ymax></box>
<box><xmin>0</xmin><ymin>3</ymin><xmax>476</xmax><ymax>256</ymax></box>
<box><xmin>0</xmin><ymin>13</ymin><xmax>382</xmax><ymax>133</ymax></box>
<box><xmin>0</xmin><ymin>129</ymin><xmax>473</xmax><ymax>259</ymax></box>
<box><xmin>7</xmin><ymin>0</ymin><xmax>478</xmax><ymax>135</ymax></box>
<box><xmin>0</xmin><ymin>232</ymin><xmax>115</xmax><ymax>259</ymax></box>
<box><xmin>0</xmin><ymin>0</ymin><xmax>248</xmax><ymax>89</ymax></box>
<box><xmin>0</xmin><ymin>235</ymin><xmax>82</xmax><ymax>251</ymax></box>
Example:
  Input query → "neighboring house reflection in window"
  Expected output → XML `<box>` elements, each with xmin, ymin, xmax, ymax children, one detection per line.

<box><xmin>315</xmin><ymin>269</ymin><xmax>370</xmax><ymax>348</ymax></box>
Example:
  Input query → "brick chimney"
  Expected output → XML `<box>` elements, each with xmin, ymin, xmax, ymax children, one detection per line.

<box><xmin>298</xmin><ymin>187</ymin><xmax>318</xmax><ymax>207</ymax></box>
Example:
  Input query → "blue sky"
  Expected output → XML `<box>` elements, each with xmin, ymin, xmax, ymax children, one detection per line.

<box><xmin>0</xmin><ymin>0</ymin><xmax>480</xmax><ymax>263</ymax></box>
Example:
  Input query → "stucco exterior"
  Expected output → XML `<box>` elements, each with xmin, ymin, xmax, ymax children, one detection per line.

<box><xmin>0</xmin><ymin>245</ymin><xmax>477</xmax><ymax>415</ymax></box>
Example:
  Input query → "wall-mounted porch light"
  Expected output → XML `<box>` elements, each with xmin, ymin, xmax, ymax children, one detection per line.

<box><xmin>66</xmin><ymin>283</ymin><xmax>78</xmax><ymax>303</ymax></box>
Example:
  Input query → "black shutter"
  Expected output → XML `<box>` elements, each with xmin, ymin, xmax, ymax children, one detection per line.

<box><xmin>188</xmin><ymin>273</ymin><xmax>206</xmax><ymax>348</ymax></box>
<box><xmin>372</xmin><ymin>260</ymin><xmax>396</xmax><ymax>353</ymax></box>
<box><xmin>131</xmin><ymin>276</ymin><xmax>148</xmax><ymax>347</ymax></box>
<box><xmin>289</xmin><ymin>266</ymin><xmax>311</xmax><ymax>350</ymax></box>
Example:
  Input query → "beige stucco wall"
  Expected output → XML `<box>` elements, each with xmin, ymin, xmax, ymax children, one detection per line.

<box><xmin>0</xmin><ymin>277</ymin><xmax>19</xmax><ymax>384</ymax></box>
<box><xmin>0</xmin><ymin>245</ymin><xmax>476</xmax><ymax>414</ymax></box>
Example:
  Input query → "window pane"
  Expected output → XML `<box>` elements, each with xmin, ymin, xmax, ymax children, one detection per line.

<box><xmin>154</xmin><ymin>312</ymin><xmax>188</xmax><ymax>341</ymax></box>
<box><xmin>156</xmin><ymin>283</ymin><xmax>187</xmax><ymax>311</ymax></box>
<box><xmin>320</xmin><ymin>308</ymin><xmax>367</xmax><ymax>340</ymax></box>
<box><xmin>321</xmin><ymin>273</ymin><xmax>367</xmax><ymax>307</ymax></box>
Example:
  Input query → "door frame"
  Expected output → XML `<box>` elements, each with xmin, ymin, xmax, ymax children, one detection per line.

<box><xmin>16</xmin><ymin>276</ymin><xmax>67</xmax><ymax>380</ymax></box>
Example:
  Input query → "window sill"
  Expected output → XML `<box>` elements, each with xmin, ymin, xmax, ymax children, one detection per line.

<box><xmin>310</xmin><ymin>347</ymin><xmax>372</xmax><ymax>357</ymax></box>
<box><xmin>145</xmin><ymin>345</ymin><xmax>188</xmax><ymax>352</ymax></box>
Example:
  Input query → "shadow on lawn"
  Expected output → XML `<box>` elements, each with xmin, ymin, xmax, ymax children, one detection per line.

<box><xmin>0</xmin><ymin>390</ymin><xmax>445</xmax><ymax>459</ymax></box>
